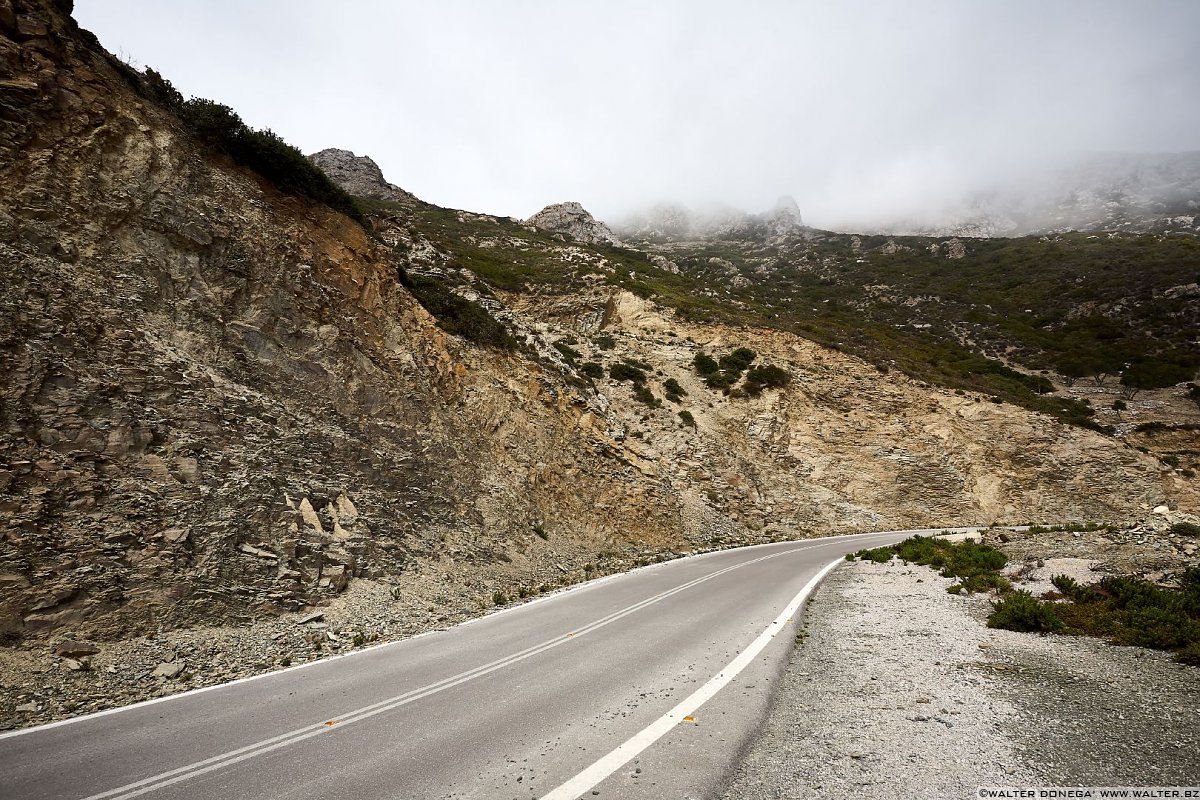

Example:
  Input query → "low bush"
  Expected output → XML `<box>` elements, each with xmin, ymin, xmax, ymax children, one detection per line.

<box><xmin>746</xmin><ymin>364</ymin><xmax>791</xmax><ymax>388</ymax></box>
<box><xmin>663</xmin><ymin>378</ymin><xmax>686</xmax><ymax>396</ymax></box>
<box><xmin>1046</xmin><ymin>569</ymin><xmax>1200</xmax><ymax>664</ymax></box>
<box><xmin>988</xmin><ymin>591</ymin><xmax>1064</xmax><ymax>632</ymax></box>
<box><xmin>851</xmin><ymin>546</ymin><xmax>895</xmax><ymax>563</ymax></box>
<box><xmin>579</xmin><ymin>361</ymin><xmax>605</xmax><ymax>379</ymax></box>
<box><xmin>633</xmin><ymin>385</ymin><xmax>659</xmax><ymax>406</ymax></box>
<box><xmin>678</xmin><ymin>410</ymin><xmax>696</xmax><ymax>427</ymax></box>
<box><xmin>399</xmin><ymin>272</ymin><xmax>515</xmax><ymax>349</ymax></box>
<box><xmin>693</xmin><ymin>352</ymin><xmax>719</xmax><ymax>376</ymax></box>
<box><xmin>851</xmin><ymin>535</ymin><xmax>1009</xmax><ymax>594</ymax></box>
<box><xmin>610</xmin><ymin>362</ymin><xmax>647</xmax><ymax>383</ymax></box>
<box><xmin>180</xmin><ymin>97</ymin><xmax>363</xmax><ymax>223</ymax></box>
<box><xmin>719</xmin><ymin>348</ymin><xmax>756</xmax><ymax>375</ymax></box>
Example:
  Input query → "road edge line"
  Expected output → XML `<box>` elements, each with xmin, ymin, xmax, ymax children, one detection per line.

<box><xmin>538</xmin><ymin>554</ymin><xmax>848</xmax><ymax>800</ymax></box>
<box><xmin>0</xmin><ymin>529</ymin><xmax>947</xmax><ymax>741</ymax></box>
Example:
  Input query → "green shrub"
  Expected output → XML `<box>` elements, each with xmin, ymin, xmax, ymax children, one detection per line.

<box><xmin>180</xmin><ymin>98</ymin><xmax>363</xmax><ymax>223</ymax></box>
<box><xmin>610</xmin><ymin>362</ymin><xmax>647</xmax><ymax>383</ymax></box>
<box><xmin>632</xmin><ymin>385</ymin><xmax>659</xmax><ymax>406</ymax></box>
<box><xmin>719</xmin><ymin>348</ymin><xmax>757</xmax><ymax>374</ymax></box>
<box><xmin>1175</xmin><ymin>641</ymin><xmax>1200</xmax><ymax>666</ymax></box>
<box><xmin>851</xmin><ymin>546</ymin><xmax>895</xmax><ymax>563</ymax></box>
<box><xmin>580</xmin><ymin>361</ymin><xmax>605</xmax><ymax>378</ymax></box>
<box><xmin>960</xmin><ymin>572</ymin><xmax>1012</xmax><ymax>594</ymax></box>
<box><xmin>141</xmin><ymin>67</ymin><xmax>183</xmax><ymax>109</ymax></box>
<box><xmin>693</xmin><ymin>353</ymin><xmax>719</xmax><ymax>376</ymax></box>
<box><xmin>1049</xmin><ymin>571</ymin><xmax>1200</xmax><ymax>662</ymax></box>
<box><xmin>492</xmin><ymin>590</ymin><xmax>508</xmax><ymax>606</ymax></box>
<box><xmin>746</xmin><ymin>364</ymin><xmax>791</xmax><ymax>388</ymax></box>
<box><xmin>704</xmin><ymin>369</ymin><xmax>740</xmax><ymax>390</ymax></box>
<box><xmin>663</xmin><ymin>378</ymin><xmax>686</xmax><ymax>396</ymax></box>
<box><xmin>594</xmin><ymin>334</ymin><xmax>616</xmax><ymax>350</ymax></box>
<box><xmin>678</xmin><ymin>410</ymin><xmax>696</xmax><ymax>427</ymax></box>
<box><xmin>399</xmin><ymin>272</ymin><xmax>515</xmax><ymax>348</ymax></box>
<box><xmin>728</xmin><ymin>347</ymin><xmax>757</xmax><ymax>367</ymax></box>
<box><xmin>988</xmin><ymin>591</ymin><xmax>1064</xmax><ymax>632</ymax></box>
<box><xmin>860</xmin><ymin>535</ymin><xmax>1009</xmax><ymax>593</ymax></box>
<box><xmin>532</xmin><ymin>523</ymin><xmax>548</xmax><ymax>540</ymax></box>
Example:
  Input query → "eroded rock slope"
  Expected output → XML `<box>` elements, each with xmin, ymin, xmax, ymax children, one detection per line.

<box><xmin>0</xmin><ymin>0</ymin><xmax>1171</xmax><ymax>661</ymax></box>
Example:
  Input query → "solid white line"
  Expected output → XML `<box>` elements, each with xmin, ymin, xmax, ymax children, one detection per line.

<box><xmin>0</xmin><ymin>527</ymin><xmax>932</xmax><ymax>743</ymax></box>
<box><xmin>76</xmin><ymin>546</ymin><xmax>819</xmax><ymax>800</ymax></box>
<box><xmin>538</xmin><ymin>554</ymin><xmax>848</xmax><ymax>800</ymax></box>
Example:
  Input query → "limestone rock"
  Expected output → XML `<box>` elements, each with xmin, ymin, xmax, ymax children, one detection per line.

<box><xmin>151</xmin><ymin>661</ymin><xmax>186</xmax><ymax>679</ymax></box>
<box><xmin>308</xmin><ymin>148</ymin><xmax>417</xmax><ymax>204</ymax></box>
<box><xmin>525</xmin><ymin>202</ymin><xmax>622</xmax><ymax>246</ymax></box>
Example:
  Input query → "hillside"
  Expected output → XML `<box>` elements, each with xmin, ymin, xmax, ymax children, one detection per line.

<box><xmin>0</xmin><ymin>0</ymin><xmax>1194</xmax><ymax>725</ymax></box>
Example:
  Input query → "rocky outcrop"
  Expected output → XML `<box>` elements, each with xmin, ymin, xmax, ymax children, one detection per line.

<box><xmin>525</xmin><ymin>202</ymin><xmax>622</xmax><ymax>246</ymax></box>
<box><xmin>308</xmin><ymin>148</ymin><xmax>417</xmax><ymax>205</ymax></box>
<box><xmin>762</xmin><ymin>195</ymin><xmax>805</xmax><ymax>237</ymax></box>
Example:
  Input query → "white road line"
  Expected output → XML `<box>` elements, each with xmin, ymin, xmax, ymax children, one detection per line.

<box><xmin>0</xmin><ymin>528</ymin><xmax>924</xmax><ymax>744</ymax></box>
<box><xmin>77</xmin><ymin>546</ymin><xmax>814</xmax><ymax>800</ymax></box>
<box><xmin>538</xmin><ymin>554</ymin><xmax>848</xmax><ymax>800</ymax></box>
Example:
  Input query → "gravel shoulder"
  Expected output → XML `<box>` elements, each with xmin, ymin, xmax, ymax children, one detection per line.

<box><xmin>722</xmin><ymin>559</ymin><xmax>1200</xmax><ymax>799</ymax></box>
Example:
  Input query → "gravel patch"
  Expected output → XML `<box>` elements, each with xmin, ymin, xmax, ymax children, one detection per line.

<box><xmin>722</xmin><ymin>558</ymin><xmax>1200</xmax><ymax>799</ymax></box>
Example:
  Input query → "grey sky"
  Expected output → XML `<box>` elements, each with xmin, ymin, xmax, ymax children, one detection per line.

<box><xmin>76</xmin><ymin>1</ymin><xmax>1200</xmax><ymax>228</ymax></box>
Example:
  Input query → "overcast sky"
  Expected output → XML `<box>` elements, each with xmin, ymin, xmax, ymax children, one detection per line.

<box><xmin>76</xmin><ymin>1</ymin><xmax>1200</xmax><ymax>228</ymax></box>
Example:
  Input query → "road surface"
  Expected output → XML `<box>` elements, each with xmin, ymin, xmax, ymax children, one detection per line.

<box><xmin>1</xmin><ymin>529</ymin><xmax>960</xmax><ymax>800</ymax></box>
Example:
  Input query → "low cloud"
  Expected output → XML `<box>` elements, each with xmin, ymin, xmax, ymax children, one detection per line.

<box><xmin>77</xmin><ymin>0</ymin><xmax>1200</xmax><ymax>230</ymax></box>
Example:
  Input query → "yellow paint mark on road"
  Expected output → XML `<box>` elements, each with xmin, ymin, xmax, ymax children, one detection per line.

<box><xmin>324</xmin><ymin>720</ymin><xmax>337</xmax><ymax>726</ymax></box>
<box><xmin>682</xmin><ymin>715</ymin><xmax>696</xmax><ymax>723</ymax></box>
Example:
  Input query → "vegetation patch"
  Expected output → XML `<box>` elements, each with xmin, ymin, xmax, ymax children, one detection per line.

<box><xmin>139</xmin><ymin>70</ymin><xmax>363</xmax><ymax>223</ymax></box>
<box><xmin>1031</xmin><ymin>570</ymin><xmax>1200</xmax><ymax>664</ymax></box>
<box><xmin>579</xmin><ymin>361</ymin><xmax>605</xmax><ymax>379</ymax></box>
<box><xmin>850</xmin><ymin>535</ymin><xmax>1010</xmax><ymax>593</ymax></box>
<box><xmin>399</xmin><ymin>272</ymin><xmax>516</xmax><ymax>348</ymax></box>
<box><xmin>987</xmin><ymin>590</ymin><xmax>1064</xmax><ymax>633</ymax></box>
<box><xmin>851</xmin><ymin>535</ymin><xmax>1200</xmax><ymax>664</ymax></box>
<box><xmin>610</xmin><ymin>362</ymin><xmax>647</xmax><ymax>383</ymax></box>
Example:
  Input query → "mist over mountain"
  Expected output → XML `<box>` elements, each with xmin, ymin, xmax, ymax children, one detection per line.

<box><xmin>858</xmin><ymin>150</ymin><xmax>1200</xmax><ymax>238</ymax></box>
<box><xmin>71</xmin><ymin>1</ymin><xmax>1200</xmax><ymax>225</ymax></box>
<box><xmin>613</xmin><ymin>151</ymin><xmax>1200</xmax><ymax>240</ymax></box>
<box><xmin>616</xmin><ymin>196</ymin><xmax>806</xmax><ymax>242</ymax></box>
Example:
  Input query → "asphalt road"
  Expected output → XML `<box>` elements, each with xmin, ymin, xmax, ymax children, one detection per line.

<box><xmin>0</xmin><ymin>529</ymin><xmax>954</xmax><ymax>800</ymax></box>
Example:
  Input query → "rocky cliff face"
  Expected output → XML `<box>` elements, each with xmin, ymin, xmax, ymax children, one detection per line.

<box><xmin>308</xmin><ymin>148</ymin><xmax>417</xmax><ymax>205</ymax></box>
<box><xmin>524</xmin><ymin>201</ymin><xmax>622</xmax><ymax>246</ymax></box>
<box><xmin>0</xmin><ymin>0</ymin><xmax>1175</xmax><ymax>690</ymax></box>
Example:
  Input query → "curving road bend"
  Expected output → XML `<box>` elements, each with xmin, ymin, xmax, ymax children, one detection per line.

<box><xmin>0</xmin><ymin>529</ymin><xmax>966</xmax><ymax>800</ymax></box>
